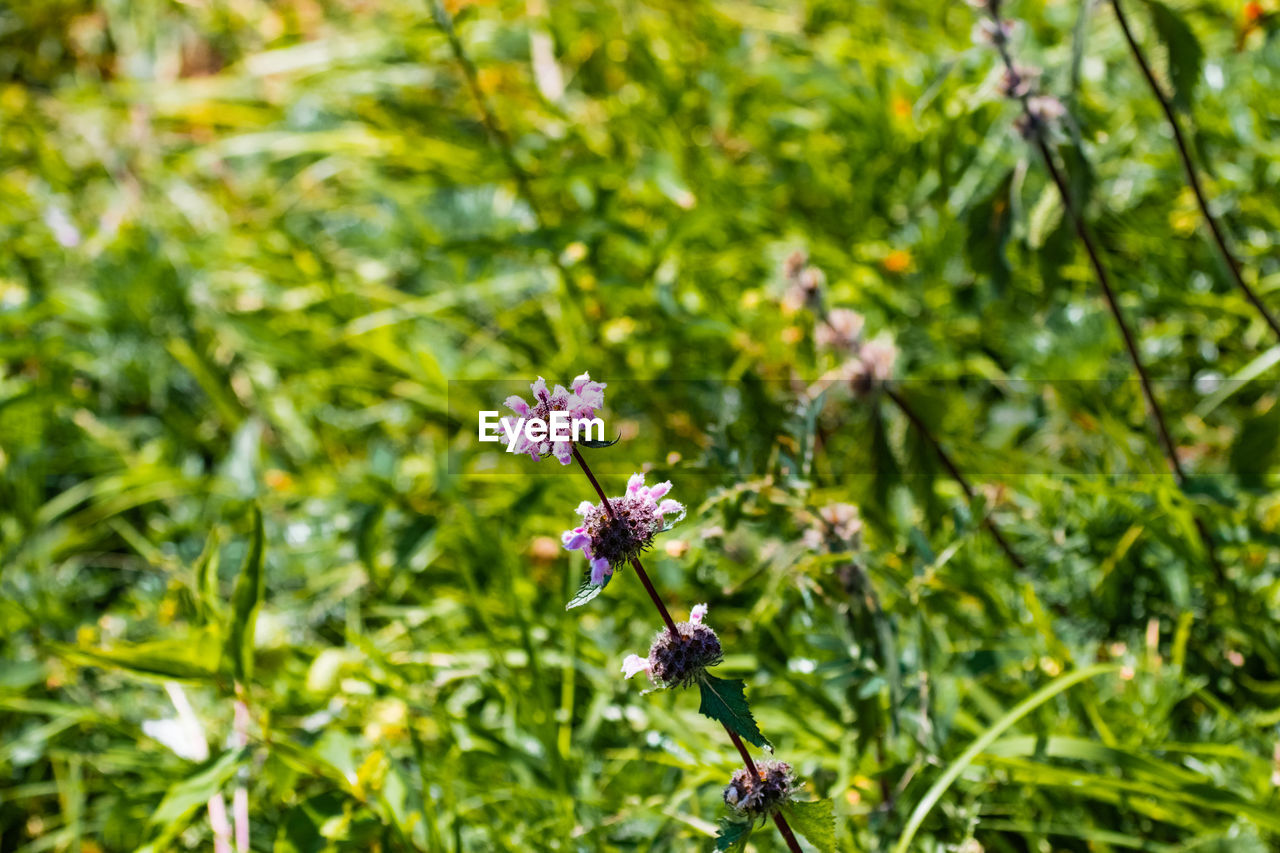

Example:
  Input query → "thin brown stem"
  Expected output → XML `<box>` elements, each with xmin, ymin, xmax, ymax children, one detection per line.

<box><xmin>884</xmin><ymin>386</ymin><xmax>1028</xmax><ymax>571</ymax></box>
<box><xmin>772</xmin><ymin>811</ymin><xmax>805</xmax><ymax>853</ymax></box>
<box><xmin>631</xmin><ymin>556</ymin><xmax>680</xmax><ymax>637</ymax></box>
<box><xmin>1110</xmin><ymin>0</ymin><xmax>1280</xmax><ymax>341</ymax></box>
<box><xmin>1032</xmin><ymin>140</ymin><xmax>1185</xmax><ymax>481</ymax></box>
<box><xmin>571</xmin><ymin>445</ymin><xmax>618</xmax><ymax>521</ymax></box>
<box><xmin>725</xmin><ymin>727</ymin><xmax>759</xmax><ymax>777</ymax></box>
<box><xmin>984</xmin><ymin>9</ymin><xmax>1223</xmax><ymax>579</ymax></box>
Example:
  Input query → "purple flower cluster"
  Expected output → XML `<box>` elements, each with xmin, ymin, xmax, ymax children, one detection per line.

<box><xmin>622</xmin><ymin>604</ymin><xmax>721</xmax><ymax>689</ymax></box>
<box><xmin>562</xmin><ymin>473</ymin><xmax>685</xmax><ymax>585</ymax></box>
<box><xmin>500</xmin><ymin>373</ymin><xmax>606</xmax><ymax>464</ymax></box>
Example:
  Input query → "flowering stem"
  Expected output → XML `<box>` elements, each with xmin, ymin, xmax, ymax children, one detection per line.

<box><xmin>570</xmin><ymin>446</ymin><xmax>680</xmax><ymax>634</ymax></box>
<box><xmin>1109</xmin><ymin>0</ymin><xmax>1280</xmax><ymax>341</ymax></box>
<box><xmin>984</xmin><ymin>8</ymin><xmax>1224</xmax><ymax>580</ymax></box>
<box><xmin>884</xmin><ymin>386</ymin><xmax>1028</xmax><ymax>572</ymax></box>
<box><xmin>570</xmin><ymin>447</ymin><xmax>802</xmax><ymax>852</ymax></box>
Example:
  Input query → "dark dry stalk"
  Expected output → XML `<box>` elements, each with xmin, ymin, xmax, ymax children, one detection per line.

<box><xmin>571</xmin><ymin>448</ymin><xmax>803</xmax><ymax>853</ymax></box>
<box><xmin>1032</xmin><ymin>134</ymin><xmax>1188</xmax><ymax>482</ymax></box>
<box><xmin>883</xmin><ymin>387</ymin><xmax>1028</xmax><ymax>571</ymax></box>
<box><xmin>1109</xmin><ymin>0</ymin><xmax>1280</xmax><ymax>341</ymax></box>
<box><xmin>984</xmin><ymin>7</ymin><xmax>1223</xmax><ymax>579</ymax></box>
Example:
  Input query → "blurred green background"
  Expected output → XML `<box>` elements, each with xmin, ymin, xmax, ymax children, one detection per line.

<box><xmin>3</xmin><ymin>0</ymin><xmax>1280</xmax><ymax>850</ymax></box>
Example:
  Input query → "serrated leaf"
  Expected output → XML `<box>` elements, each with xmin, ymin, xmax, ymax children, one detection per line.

<box><xmin>1144</xmin><ymin>0</ymin><xmax>1203</xmax><ymax>111</ymax></box>
<box><xmin>697</xmin><ymin>675</ymin><xmax>771</xmax><ymax>750</ymax></box>
<box><xmin>783</xmin><ymin>799</ymin><xmax>837</xmax><ymax>853</ymax></box>
<box><xmin>227</xmin><ymin>505</ymin><xmax>265</xmax><ymax>684</ymax></box>
<box><xmin>715</xmin><ymin>816</ymin><xmax>752</xmax><ymax>852</ymax></box>
<box><xmin>565</xmin><ymin>567</ymin><xmax>610</xmax><ymax>610</ymax></box>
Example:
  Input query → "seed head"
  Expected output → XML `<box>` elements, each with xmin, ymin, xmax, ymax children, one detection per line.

<box><xmin>723</xmin><ymin>760</ymin><xmax>796</xmax><ymax>817</ymax></box>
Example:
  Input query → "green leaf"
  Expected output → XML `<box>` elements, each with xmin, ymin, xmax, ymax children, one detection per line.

<box><xmin>141</xmin><ymin>747</ymin><xmax>244</xmax><ymax>852</ymax></box>
<box><xmin>227</xmin><ymin>505</ymin><xmax>265</xmax><ymax>684</ymax></box>
<box><xmin>714</xmin><ymin>817</ymin><xmax>752</xmax><ymax>852</ymax></box>
<box><xmin>192</xmin><ymin>528</ymin><xmax>222</xmax><ymax>625</ymax></box>
<box><xmin>697</xmin><ymin>675</ymin><xmax>771</xmax><ymax>751</ymax></box>
<box><xmin>52</xmin><ymin>632</ymin><xmax>222</xmax><ymax>682</ymax></box>
<box><xmin>565</xmin><ymin>568</ymin><xmax>610</xmax><ymax>610</ymax></box>
<box><xmin>1144</xmin><ymin>0</ymin><xmax>1203</xmax><ymax>111</ymax></box>
<box><xmin>783</xmin><ymin>799</ymin><xmax>837</xmax><ymax>853</ymax></box>
<box><xmin>892</xmin><ymin>664</ymin><xmax>1121</xmax><ymax>853</ymax></box>
<box><xmin>578</xmin><ymin>434</ymin><xmax>621</xmax><ymax>449</ymax></box>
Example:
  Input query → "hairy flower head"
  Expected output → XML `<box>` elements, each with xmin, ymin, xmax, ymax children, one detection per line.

<box><xmin>562</xmin><ymin>473</ymin><xmax>685</xmax><ymax>585</ymax></box>
<box><xmin>622</xmin><ymin>604</ymin><xmax>722</xmax><ymax>689</ymax></box>
<box><xmin>499</xmin><ymin>373</ymin><xmax>606</xmax><ymax>464</ymax></box>
<box><xmin>723</xmin><ymin>760</ymin><xmax>796</xmax><ymax>817</ymax></box>
<box><xmin>815</xmin><ymin>308</ymin><xmax>865</xmax><ymax>352</ymax></box>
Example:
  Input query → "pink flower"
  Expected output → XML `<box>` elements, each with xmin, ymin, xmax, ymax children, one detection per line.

<box><xmin>1014</xmin><ymin>95</ymin><xmax>1067</xmax><ymax>139</ymax></box>
<box><xmin>816</xmin><ymin>308</ymin><xmax>865</xmax><ymax>351</ymax></box>
<box><xmin>498</xmin><ymin>372</ymin><xmax>606</xmax><ymax>464</ymax></box>
<box><xmin>689</xmin><ymin>603</ymin><xmax>708</xmax><ymax>625</ymax></box>
<box><xmin>561</xmin><ymin>473</ymin><xmax>685</xmax><ymax>586</ymax></box>
<box><xmin>621</xmin><ymin>654</ymin><xmax>651</xmax><ymax>679</ymax></box>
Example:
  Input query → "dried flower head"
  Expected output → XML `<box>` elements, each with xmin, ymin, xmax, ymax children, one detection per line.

<box><xmin>563</xmin><ymin>473</ymin><xmax>685</xmax><ymax>585</ymax></box>
<box><xmin>723</xmin><ymin>760</ymin><xmax>796</xmax><ymax>817</ymax></box>
<box><xmin>500</xmin><ymin>373</ymin><xmax>606</xmax><ymax>464</ymax></box>
<box><xmin>804</xmin><ymin>502</ymin><xmax>863</xmax><ymax>549</ymax></box>
<box><xmin>815</xmin><ymin>308</ymin><xmax>866</xmax><ymax>352</ymax></box>
<box><xmin>998</xmin><ymin>63</ymin><xmax>1040</xmax><ymax>99</ymax></box>
<box><xmin>622</xmin><ymin>604</ymin><xmax>722</xmax><ymax>688</ymax></box>
<box><xmin>782</xmin><ymin>254</ymin><xmax>826</xmax><ymax>313</ymax></box>
<box><xmin>971</xmin><ymin>17</ymin><xmax>1016</xmax><ymax>47</ymax></box>
<box><xmin>1014</xmin><ymin>95</ymin><xmax>1067</xmax><ymax>138</ymax></box>
<box><xmin>844</xmin><ymin>333</ymin><xmax>897</xmax><ymax>394</ymax></box>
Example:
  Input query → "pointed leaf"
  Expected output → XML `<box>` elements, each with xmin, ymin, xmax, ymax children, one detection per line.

<box><xmin>1144</xmin><ymin>0</ymin><xmax>1203</xmax><ymax>111</ymax></box>
<box><xmin>698</xmin><ymin>675</ymin><xmax>771</xmax><ymax>750</ymax></box>
<box><xmin>227</xmin><ymin>506</ymin><xmax>265</xmax><ymax>684</ymax></box>
<box><xmin>578</xmin><ymin>434</ymin><xmax>622</xmax><ymax>449</ymax></box>
<box><xmin>715</xmin><ymin>817</ymin><xmax>752</xmax><ymax>852</ymax></box>
<box><xmin>783</xmin><ymin>799</ymin><xmax>837</xmax><ymax>853</ymax></box>
<box><xmin>565</xmin><ymin>568</ymin><xmax>610</xmax><ymax>610</ymax></box>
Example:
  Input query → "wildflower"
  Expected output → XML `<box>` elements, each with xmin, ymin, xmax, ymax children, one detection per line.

<box><xmin>723</xmin><ymin>760</ymin><xmax>796</xmax><ymax>817</ymax></box>
<box><xmin>782</xmin><ymin>256</ymin><xmax>825</xmax><ymax>313</ymax></box>
<box><xmin>622</xmin><ymin>604</ymin><xmax>723</xmax><ymax>688</ymax></box>
<box><xmin>845</xmin><ymin>333</ymin><xmax>897</xmax><ymax>394</ymax></box>
<box><xmin>804</xmin><ymin>502</ymin><xmax>863</xmax><ymax>549</ymax></box>
<box><xmin>1013</xmin><ymin>94</ymin><xmax>1066</xmax><ymax>138</ymax></box>
<box><xmin>998</xmin><ymin>63</ymin><xmax>1040</xmax><ymax>99</ymax></box>
<box><xmin>563</xmin><ymin>472</ymin><xmax>685</xmax><ymax>585</ymax></box>
<box><xmin>815</xmin><ymin>308</ymin><xmax>865</xmax><ymax>351</ymax></box>
<box><xmin>499</xmin><ymin>372</ymin><xmax>606</xmax><ymax>464</ymax></box>
<box><xmin>971</xmin><ymin>17</ymin><xmax>1016</xmax><ymax>47</ymax></box>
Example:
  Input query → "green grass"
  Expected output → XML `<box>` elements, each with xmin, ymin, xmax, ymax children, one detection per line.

<box><xmin>3</xmin><ymin>0</ymin><xmax>1280</xmax><ymax>850</ymax></box>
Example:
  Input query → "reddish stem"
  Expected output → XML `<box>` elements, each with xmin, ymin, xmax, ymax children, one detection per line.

<box><xmin>570</xmin><ymin>445</ymin><xmax>801</xmax><ymax>853</ymax></box>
